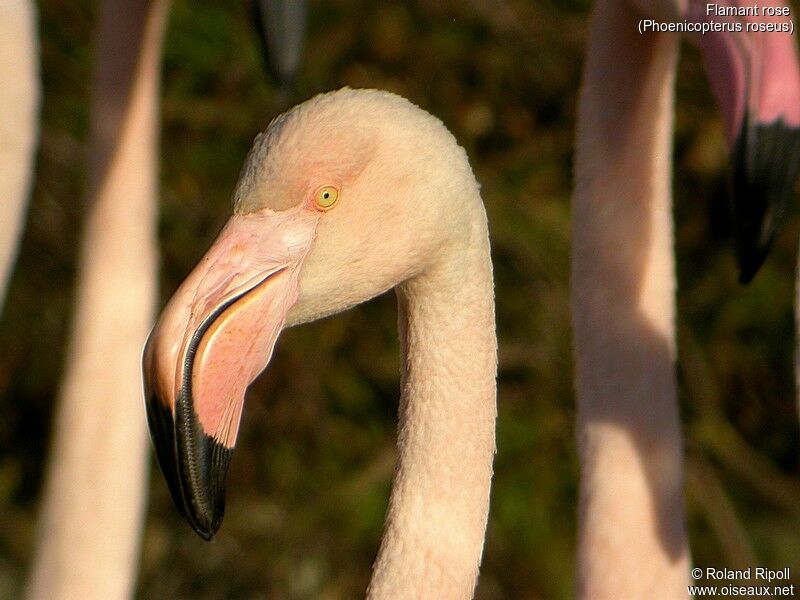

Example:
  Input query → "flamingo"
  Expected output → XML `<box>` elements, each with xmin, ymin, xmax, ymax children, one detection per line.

<box><xmin>0</xmin><ymin>0</ymin><xmax>39</xmax><ymax>312</ymax></box>
<box><xmin>142</xmin><ymin>88</ymin><xmax>497</xmax><ymax>598</ymax></box>
<box><xmin>26</xmin><ymin>2</ymin><xmax>309</xmax><ymax>597</ymax></box>
<box><xmin>572</xmin><ymin>1</ymin><xmax>800</xmax><ymax>597</ymax></box>
<box><xmin>26</xmin><ymin>1</ymin><xmax>169</xmax><ymax>598</ymax></box>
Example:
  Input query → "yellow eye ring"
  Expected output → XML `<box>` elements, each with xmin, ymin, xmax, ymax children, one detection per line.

<box><xmin>314</xmin><ymin>185</ymin><xmax>340</xmax><ymax>211</ymax></box>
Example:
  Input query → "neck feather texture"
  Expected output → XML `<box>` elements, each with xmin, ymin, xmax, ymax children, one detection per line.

<box><xmin>367</xmin><ymin>202</ymin><xmax>497</xmax><ymax>600</ymax></box>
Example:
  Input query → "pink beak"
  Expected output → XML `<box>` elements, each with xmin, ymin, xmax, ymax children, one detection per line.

<box><xmin>143</xmin><ymin>208</ymin><xmax>316</xmax><ymax>539</ymax></box>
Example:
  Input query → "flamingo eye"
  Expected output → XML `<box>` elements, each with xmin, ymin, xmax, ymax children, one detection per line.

<box><xmin>314</xmin><ymin>186</ymin><xmax>339</xmax><ymax>211</ymax></box>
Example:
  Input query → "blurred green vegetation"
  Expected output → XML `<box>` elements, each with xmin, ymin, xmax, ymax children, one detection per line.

<box><xmin>0</xmin><ymin>0</ymin><xmax>798</xmax><ymax>598</ymax></box>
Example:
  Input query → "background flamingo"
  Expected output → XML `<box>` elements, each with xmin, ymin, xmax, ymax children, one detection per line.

<box><xmin>2</xmin><ymin>2</ymin><xmax>800</xmax><ymax>598</ymax></box>
<box><xmin>26</xmin><ymin>1</ymin><xmax>168</xmax><ymax>597</ymax></box>
<box><xmin>0</xmin><ymin>0</ymin><xmax>39</xmax><ymax>312</ymax></box>
<box><xmin>573</xmin><ymin>1</ymin><xmax>800</xmax><ymax>597</ymax></box>
<box><xmin>18</xmin><ymin>0</ymin><xmax>303</xmax><ymax>597</ymax></box>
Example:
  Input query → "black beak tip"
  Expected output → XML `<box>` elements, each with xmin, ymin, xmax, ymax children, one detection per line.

<box><xmin>731</xmin><ymin>119</ymin><xmax>800</xmax><ymax>283</ymax></box>
<box><xmin>250</xmin><ymin>0</ymin><xmax>308</xmax><ymax>92</ymax></box>
<box><xmin>144</xmin><ymin>386</ymin><xmax>231</xmax><ymax>542</ymax></box>
<box><xmin>183</xmin><ymin>475</ymin><xmax>227</xmax><ymax>542</ymax></box>
<box><xmin>736</xmin><ymin>250</ymin><xmax>765</xmax><ymax>284</ymax></box>
<box><xmin>192</xmin><ymin>521</ymin><xmax>217</xmax><ymax>542</ymax></box>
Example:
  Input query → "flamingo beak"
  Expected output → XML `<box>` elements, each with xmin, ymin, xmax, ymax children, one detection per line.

<box><xmin>143</xmin><ymin>209</ymin><xmax>316</xmax><ymax>539</ymax></box>
<box><xmin>250</xmin><ymin>0</ymin><xmax>308</xmax><ymax>92</ymax></box>
<box><xmin>697</xmin><ymin>9</ymin><xmax>800</xmax><ymax>282</ymax></box>
<box><xmin>731</xmin><ymin>117</ymin><xmax>800</xmax><ymax>282</ymax></box>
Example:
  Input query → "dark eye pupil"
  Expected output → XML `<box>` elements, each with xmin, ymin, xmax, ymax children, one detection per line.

<box><xmin>323</xmin><ymin>192</ymin><xmax>330</xmax><ymax>199</ymax></box>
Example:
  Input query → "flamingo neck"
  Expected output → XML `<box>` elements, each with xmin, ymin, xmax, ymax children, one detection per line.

<box><xmin>571</xmin><ymin>0</ymin><xmax>690</xmax><ymax>597</ymax></box>
<box><xmin>366</xmin><ymin>203</ymin><xmax>497</xmax><ymax>599</ymax></box>
<box><xmin>0</xmin><ymin>0</ymin><xmax>39</xmax><ymax>311</ymax></box>
<box><xmin>27</xmin><ymin>1</ymin><xmax>168</xmax><ymax>598</ymax></box>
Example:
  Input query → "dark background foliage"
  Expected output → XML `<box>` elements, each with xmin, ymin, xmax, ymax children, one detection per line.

<box><xmin>0</xmin><ymin>0</ymin><xmax>798</xmax><ymax>597</ymax></box>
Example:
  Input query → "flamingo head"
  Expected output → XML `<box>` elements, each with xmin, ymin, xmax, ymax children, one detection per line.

<box><xmin>142</xmin><ymin>88</ymin><xmax>479</xmax><ymax>539</ymax></box>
